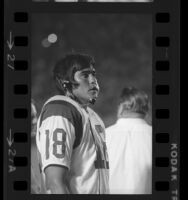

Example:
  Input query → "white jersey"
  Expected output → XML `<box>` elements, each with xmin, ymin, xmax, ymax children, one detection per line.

<box><xmin>106</xmin><ymin>118</ymin><xmax>152</xmax><ymax>194</ymax></box>
<box><xmin>36</xmin><ymin>95</ymin><xmax>109</xmax><ymax>194</ymax></box>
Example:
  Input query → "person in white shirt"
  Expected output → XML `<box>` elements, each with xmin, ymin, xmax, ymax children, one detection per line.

<box><xmin>106</xmin><ymin>87</ymin><xmax>152</xmax><ymax>194</ymax></box>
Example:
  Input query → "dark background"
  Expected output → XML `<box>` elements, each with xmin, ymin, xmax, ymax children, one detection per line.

<box><xmin>32</xmin><ymin>13</ymin><xmax>152</xmax><ymax>127</ymax></box>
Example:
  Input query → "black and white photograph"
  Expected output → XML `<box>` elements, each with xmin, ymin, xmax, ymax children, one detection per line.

<box><xmin>31</xmin><ymin>13</ymin><xmax>152</xmax><ymax>194</ymax></box>
<box><xmin>3</xmin><ymin>0</ymin><xmax>181</xmax><ymax>199</ymax></box>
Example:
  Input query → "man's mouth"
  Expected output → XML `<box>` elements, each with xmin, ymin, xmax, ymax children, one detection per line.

<box><xmin>89</xmin><ymin>87</ymin><xmax>99</xmax><ymax>92</ymax></box>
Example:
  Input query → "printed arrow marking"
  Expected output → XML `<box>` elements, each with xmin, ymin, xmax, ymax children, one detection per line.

<box><xmin>8</xmin><ymin>64</ymin><xmax>14</xmax><ymax>70</ymax></box>
<box><xmin>7</xmin><ymin>129</ymin><xmax>14</xmax><ymax>147</ymax></box>
<box><xmin>7</xmin><ymin>31</ymin><xmax>14</xmax><ymax>50</ymax></box>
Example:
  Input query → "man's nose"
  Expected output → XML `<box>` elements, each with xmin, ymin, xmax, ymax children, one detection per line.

<box><xmin>89</xmin><ymin>74</ymin><xmax>97</xmax><ymax>84</ymax></box>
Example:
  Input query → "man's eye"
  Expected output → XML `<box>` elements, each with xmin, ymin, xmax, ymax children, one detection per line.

<box><xmin>92</xmin><ymin>72</ymin><xmax>96</xmax><ymax>77</ymax></box>
<box><xmin>83</xmin><ymin>73</ymin><xmax>89</xmax><ymax>78</ymax></box>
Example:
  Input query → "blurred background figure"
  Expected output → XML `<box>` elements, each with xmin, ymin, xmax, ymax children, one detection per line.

<box><xmin>31</xmin><ymin>99</ymin><xmax>38</xmax><ymax>137</ymax></box>
<box><xmin>106</xmin><ymin>87</ymin><xmax>152</xmax><ymax>194</ymax></box>
<box><xmin>31</xmin><ymin>99</ymin><xmax>43</xmax><ymax>194</ymax></box>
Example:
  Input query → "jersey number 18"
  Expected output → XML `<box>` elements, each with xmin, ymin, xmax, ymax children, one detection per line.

<box><xmin>45</xmin><ymin>128</ymin><xmax>66</xmax><ymax>159</ymax></box>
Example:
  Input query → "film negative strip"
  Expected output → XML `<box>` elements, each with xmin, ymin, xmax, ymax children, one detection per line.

<box><xmin>4</xmin><ymin>0</ymin><xmax>180</xmax><ymax>199</ymax></box>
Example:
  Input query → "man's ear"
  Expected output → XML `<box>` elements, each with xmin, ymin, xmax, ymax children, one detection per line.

<box><xmin>71</xmin><ymin>73</ymin><xmax>79</xmax><ymax>89</ymax></box>
<box><xmin>73</xmin><ymin>71</ymin><xmax>81</xmax><ymax>83</ymax></box>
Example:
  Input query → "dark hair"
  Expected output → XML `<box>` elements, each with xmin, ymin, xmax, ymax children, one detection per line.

<box><xmin>118</xmin><ymin>87</ymin><xmax>149</xmax><ymax>116</ymax></box>
<box><xmin>53</xmin><ymin>53</ymin><xmax>95</xmax><ymax>94</ymax></box>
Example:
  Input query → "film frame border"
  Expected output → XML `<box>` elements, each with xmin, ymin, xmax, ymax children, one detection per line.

<box><xmin>4</xmin><ymin>0</ymin><xmax>180</xmax><ymax>199</ymax></box>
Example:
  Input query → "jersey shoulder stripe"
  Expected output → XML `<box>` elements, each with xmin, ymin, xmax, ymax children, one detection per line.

<box><xmin>39</xmin><ymin>97</ymin><xmax>83</xmax><ymax>149</ymax></box>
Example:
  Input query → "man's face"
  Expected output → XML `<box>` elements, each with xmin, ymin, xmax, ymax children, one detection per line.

<box><xmin>72</xmin><ymin>66</ymin><xmax>100</xmax><ymax>105</ymax></box>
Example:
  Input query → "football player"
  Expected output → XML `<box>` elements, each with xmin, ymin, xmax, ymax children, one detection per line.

<box><xmin>36</xmin><ymin>53</ymin><xmax>109</xmax><ymax>194</ymax></box>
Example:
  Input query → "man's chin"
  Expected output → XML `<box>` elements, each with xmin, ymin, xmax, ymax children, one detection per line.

<box><xmin>86</xmin><ymin>94</ymin><xmax>98</xmax><ymax>104</ymax></box>
<box><xmin>90</xmin><ymin>94</ymin><xmax>98</xmax><ymax>100</ymax></box>
<box><xmin>77</xmin><ymin>93</ymin><xmax>98</xmax><ymax>105</ymax></box>
<box><xmin>89</xmin><ymin>98</ymin><xmax>97</xmax><ymax>105</ymax></box>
